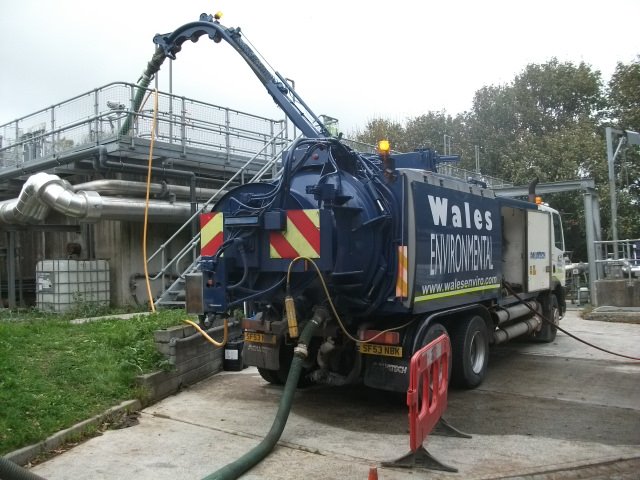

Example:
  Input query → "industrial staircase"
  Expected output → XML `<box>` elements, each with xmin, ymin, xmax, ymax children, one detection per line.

<box><xmin>151</xmin><ymin>132</ymin><xmax>292</xmax><ymax>308</ymax></box>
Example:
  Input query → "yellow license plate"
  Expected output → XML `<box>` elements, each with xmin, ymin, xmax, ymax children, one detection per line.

<box><xmin>244</xmin><ymin>332</ymin><xmax>277</xmax><ymax>344</ymax></box>
<box><xmin>358</xmin><ymin>343</ymin><xmax>403</xmax><ymax>358</ymax></box>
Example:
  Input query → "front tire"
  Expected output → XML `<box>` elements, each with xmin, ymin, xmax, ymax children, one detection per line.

<box><xmin>533</xmin><ymin>293</ymin><xmax>559</xmax><ymax>343</ymax></box>
<box><xmin>451</xmin><ymin>315</ymin><xmax>489</xmax><ymax>389</ymax></box>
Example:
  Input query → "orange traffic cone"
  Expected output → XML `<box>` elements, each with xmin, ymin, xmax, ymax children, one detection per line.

<box><xmin>368</xmin><ymin>466</ymin><xmax>378</xmax><ymax>480</ymax></box>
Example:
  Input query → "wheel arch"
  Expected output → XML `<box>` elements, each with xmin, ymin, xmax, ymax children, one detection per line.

<box><xmin>411</xmin><ymin>304</ymin><xmax>493</xmax><ymax>354</ymax></box>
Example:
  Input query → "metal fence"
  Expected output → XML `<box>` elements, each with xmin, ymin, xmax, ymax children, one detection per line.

<box><xmin>593</xmin><ymin>238</ymin><xmax>640</xmax><ymax>280</ymax></box>
<box><xmin>437</xmin><ymin>164</ymin><xmax>512</xmax><ymax>188</ymax></box>
<box><xmin>0</xmin><ymin>82</ymin><xmax>288</xmax><ymax>170</ymax></box>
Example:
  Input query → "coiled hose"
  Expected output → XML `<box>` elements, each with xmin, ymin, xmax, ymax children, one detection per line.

<box><xmin>201</xmin><ymin>309</ymin><xmax>325</xmax><ymax>480</ymax></box>
<box><xmin>0</xmin><ymin>456</ymin><xmax>46</xmax><ymax>480</ymax></box>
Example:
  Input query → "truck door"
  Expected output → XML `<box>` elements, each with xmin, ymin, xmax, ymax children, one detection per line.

<box><xmin>527</xmin><ymin>210</ymin><xmax>552</xmax><ymax>292</ymax></box>
<box><xmin>551</xmin><ymin>211</ymin><xmax>565</xmax><ymax>287</ymax></box>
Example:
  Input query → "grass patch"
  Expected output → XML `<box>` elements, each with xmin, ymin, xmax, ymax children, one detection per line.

<box><xmin>0</xmin><ymin>308</ymin><xmax>193</xmax><ymax>455</ymax></box>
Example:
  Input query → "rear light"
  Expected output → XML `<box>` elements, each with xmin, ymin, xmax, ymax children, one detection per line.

<box><xmin>359</xmin><ymin>330</ymin><xmax>400</xmax><ymax>345</ymax></box>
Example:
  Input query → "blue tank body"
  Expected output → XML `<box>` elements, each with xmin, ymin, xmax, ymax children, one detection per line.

<box><xmin>198</xmin><ymin>139</ymin><xmax>505</xmax><ymax>325</ymax></box>
<box><xmin>201</xmin><ymin>139</ymin><xmax>405</xmax><ymax>321</ymax></box>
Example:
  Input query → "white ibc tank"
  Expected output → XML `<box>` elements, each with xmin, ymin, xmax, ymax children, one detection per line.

<box><xmin>36</xmin><ymin>259</ymin><xmax>110</xmax><ymax>312</ymax></box>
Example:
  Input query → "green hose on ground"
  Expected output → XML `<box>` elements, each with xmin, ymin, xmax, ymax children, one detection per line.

<box><xmin>202</xmin><ymin>310</ymin><xmax>325</xmax><ymax>480</ymax></box>
<box><xmin>0</xmin><ymin>456</ymin><xmax>47</xmax><ymax>480</ymax></box>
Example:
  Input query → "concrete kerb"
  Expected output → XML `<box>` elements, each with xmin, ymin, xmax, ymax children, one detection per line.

<box><xmin>3</xmin><ymin>399</ymin><xmax>141</xmax><ymax>467</ymax></box>
<box><xmin>581</xmin><ymin>306</ymin><xmax>640</xmax><ymax>324</ymax></box>
<box><xmin>69</xmin><ymin>311</ymin><xmax>153</xmax><ymax>325</ymax></box>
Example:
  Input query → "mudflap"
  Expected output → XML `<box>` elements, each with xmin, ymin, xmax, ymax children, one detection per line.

<box><xmin>363</xmin><ymin>356</ymin><xmax>409</xmax><ymax>392</ymax></box>
<box><xmin>243</xmin><ymin>338</ymin><xmax>280</xmax><ymax>370</ymax></box>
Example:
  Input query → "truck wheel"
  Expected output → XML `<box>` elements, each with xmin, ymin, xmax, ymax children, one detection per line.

<box><xmin>415</xmin><ymin>322</ymin><xmax>451</xmax><ymax>403</ymax></box>
<box><xmin>257</xmin><ymin>346</ymin><xmax>315</xmax><ymax>387</ymax></box>
<box><xmin>417</xmin><ymin>322</ymin><xmax>451</xmax><ymax>376</ymax></box>
<box><xmin>533</xmin><ymin>293</ymin><xmax>559</xmax><ymax>343</ymax></box>
<box><xmin>257</xmin><ymin>367</ymin><xmax>283</xmax><ymax>385</ymax></box>
<box><xmin>451</xmin><ymin>315</ymin><xmax>489</xmax><ymax>389</ymax></box>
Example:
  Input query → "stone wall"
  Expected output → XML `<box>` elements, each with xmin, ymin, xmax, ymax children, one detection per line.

<box><xmin>137</xmin><ymin>322</ymin><xmax>242</xmax><ymax>403</ymax></box>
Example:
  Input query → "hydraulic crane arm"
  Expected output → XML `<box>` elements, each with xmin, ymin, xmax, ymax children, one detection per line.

<box><xmin>152</xmin><ymin>13</ymin><xmax>328</xmax><ymax>139</ymax></box>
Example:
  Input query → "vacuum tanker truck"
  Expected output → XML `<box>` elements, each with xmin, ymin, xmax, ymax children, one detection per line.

<box><xmin>155</xmin><ymin>13</ymin><xmax>566</xmax><ymax>391</ymax></box>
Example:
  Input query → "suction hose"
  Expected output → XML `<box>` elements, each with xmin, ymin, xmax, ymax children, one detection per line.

<box><xmin>119</xmin><ymin>47</ymin><xmax>167</xmax><ymax>136</ymax></box>
<box><xmin>202</xmin><ymin>308</ymin><xmax>327</xmax><ymax>480</ymax></box>
<box><xmin>0</xmin><ymin>457</ymin><xmax>47</xmax><ymax>480</ymax></box>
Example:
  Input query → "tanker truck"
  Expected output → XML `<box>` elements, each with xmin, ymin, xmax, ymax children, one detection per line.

<box><xmin>156</xmin><ymin>13</ymin><xmax>566</xmax><ymax>390</ymax></box>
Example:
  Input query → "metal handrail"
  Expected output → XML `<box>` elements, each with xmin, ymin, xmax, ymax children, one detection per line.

<box><xmin>1</xmin><ymin>82</ymin><xmax>286</xmax><ymax>171</ymax></box>
<box><xmin>593</xmin><ymin>238</ymin><xmax>640</xmax><ymax>281</ymax></box>
<box><xmin>132</xmin><ymin>111</ymin><xmax>286</xmax><ymax>160</ymax></box>
<box><xmin>0</xmin><ymin>81</ymin><xmax>283</xmax><ymax>131</ymax></box>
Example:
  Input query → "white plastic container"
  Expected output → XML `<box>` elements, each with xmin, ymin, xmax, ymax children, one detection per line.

<box><xmin>36</xmin><ymin>259</ymin><xmax>110</xmax><ymax>312</ymax></box>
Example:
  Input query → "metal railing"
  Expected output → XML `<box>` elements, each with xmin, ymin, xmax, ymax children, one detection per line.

<box><xmin>593</xmin><ymin>238</ymin><xmax>640</xmax><ymax>280</ymax></box>
<box><xmin>437</xmin><ymin>164</ymin><xmax>512</xmax><ymax>188</ymax></box>
<box><xmin>0</xmin><ymin>82</ymin><xmax>288</xmax><ymax>171</ymax></box>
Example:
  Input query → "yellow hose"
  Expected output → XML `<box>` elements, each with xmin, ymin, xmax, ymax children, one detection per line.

<box><xmin>286</xmin><ymin>256</ymin><xmax>414</xmax><ymax>343</ymax></box>
<box><xmin>142</xmin><ymin>89</ymin><xmax>159</xmax><ymax>312</ymax></box>
<box><xmin>182</xmin><ymin>318</ymin><xmax>229</xmax><ymax>347</ymax></box>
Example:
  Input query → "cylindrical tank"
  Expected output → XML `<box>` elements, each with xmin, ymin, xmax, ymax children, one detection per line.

<box><xmin>210</xmin><ymin>153</ymin><xmax>394</xmax><ymax>316</ymax></box>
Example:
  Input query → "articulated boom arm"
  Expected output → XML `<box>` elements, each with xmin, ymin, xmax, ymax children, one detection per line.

<box><xmin>153</xmin><ymin>13</ymin><xmax>328</xmax><ymax>138</ymax></box>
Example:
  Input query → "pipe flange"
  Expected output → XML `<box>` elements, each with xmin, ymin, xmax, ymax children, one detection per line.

<box><xmin>78</xmin><ymin>190</ymin><xmax>103</xmax><ymax>222</ymax></box>
<box><xmin>294</xmin><ymin>343</ymin><xmax>308</xmax><ymax>359</ymax></box>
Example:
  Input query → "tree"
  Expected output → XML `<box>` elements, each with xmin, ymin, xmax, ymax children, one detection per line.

<box><xmin>607</xmin><ymin>57</ymin><xmax>640</xmax><ymax>238</ymax></box>
<box><xmin>466</xmin><ymin>59</ymin><xmax>604</xmax><ymax>183</ymax></box>
<box><xmin>511</xmin><ymin>59</ymin><xmax>604</xmax><ymax>134</ymax></box>
<box><xmin>353</xmin><ymin>118</ymin><xmax>407</xmax><ymax>151</ymax></box>
<box><xmin>608</xmin><ymin>57</ymin><xmax>640</xmax><ymax>130</ymax></box>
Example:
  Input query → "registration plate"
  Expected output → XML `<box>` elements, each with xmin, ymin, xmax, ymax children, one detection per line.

<box><xmin>244</xmin><ymin>332</ymin><xmax>277</xmax><ymax>344</ymax></box>
<box><xmin>358</xmin><ymin>343</ymin><xmax>403</xmax><ymax>358</ymax></box>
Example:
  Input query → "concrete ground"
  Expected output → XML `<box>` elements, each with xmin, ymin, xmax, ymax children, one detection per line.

<box><xmin>31</xmin><ymin>308</ymin><xmax>640</xmax><ymax>479</ymax></box>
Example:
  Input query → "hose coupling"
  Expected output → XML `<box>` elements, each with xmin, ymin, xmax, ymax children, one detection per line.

<box><xmin>294</xmin><ymin>343</ymin><xmax>309</xmax><ymax>359</ymax></box>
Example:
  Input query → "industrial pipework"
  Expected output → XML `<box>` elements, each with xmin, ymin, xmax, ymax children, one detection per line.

<box><xmin>0</xmin><ymin>172</ymin><xmax>198</xmax><ymax>225</ymax></box>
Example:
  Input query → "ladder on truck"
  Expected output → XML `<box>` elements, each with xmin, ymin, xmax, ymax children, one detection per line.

<box><xmin>152</xmin><ymin>131</ymin><xmax>292</xmax><ymax>308</ymax></box>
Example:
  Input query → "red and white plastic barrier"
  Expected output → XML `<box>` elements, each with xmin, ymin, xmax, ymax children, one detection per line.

<box><xmin>383</xmin><ymin>332</ymin><xmax>468</xmax><ymax>472</ymax></box>
<box><xmin>407</xmin><ymin>333</ymin><xmax>450</xmax><ymax>451</ymax></box>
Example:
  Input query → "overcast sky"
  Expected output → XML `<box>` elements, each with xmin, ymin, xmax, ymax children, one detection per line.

<box><xmin>1</xmin><ymin>0</ymin><xmax>639</xmax><ymax>134</ymax></box>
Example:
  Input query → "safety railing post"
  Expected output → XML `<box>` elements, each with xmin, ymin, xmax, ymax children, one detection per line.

<box><xmin>128</xmin><ymin>84</ymin><xmax>136</xmax><ymax>148</ymax></box>
<box><xmin>169</xmin><ymin>92</ymin><xmax>174</xmax><ymax>144</ymax></box>
<box><xmin>93</xmin><ymin>88</ymin><xmax>100</xmax><ymax>145</ymax></box>
<box><xmin>225</xmin><ymin>108</ymin><xmax>231</xmax><ymax>164</ymax></box>
<box><xmin>50</xmin><ymin>106</ymin><xmax>56</xmax><ymax>155</ymax></box>
<box><xmin>181</xmin><ymin>97</ymin><xmax>187</xmax><ymax>156</ymax></box>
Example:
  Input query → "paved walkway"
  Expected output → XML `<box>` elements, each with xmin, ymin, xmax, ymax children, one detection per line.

<box><xmin>28</xmin><ymin>309</ymin><xmax>640</xmax><ymax>479</ymax></box>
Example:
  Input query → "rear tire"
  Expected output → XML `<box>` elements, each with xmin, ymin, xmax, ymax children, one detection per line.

<box><xmin>257</xmin><ymin>344</ymin><xmax>315</xmax><ymax>387</ymax></box>
<box><xmin>417</xmin><ymin>322</ymin><xmax>451</xmax><ymax>380</ymax></box>
<box><xmin>450</xmin><ymin>315</ymin><xmax>489</xmax><ymax>389</ymax></box>
<box><xmin>533</xmin><ymin>293</ymin><xmax>559</xmax><ymax>343</ymax></box>
<box><xmin>257</xmin><ymin>367</ymin><xmax>283</xmax><ymax>385</ymax></box>
<box><xmin>415</xmin><ymin>322</ymin><xmax>451</xmax><ymax>403</ymax></box>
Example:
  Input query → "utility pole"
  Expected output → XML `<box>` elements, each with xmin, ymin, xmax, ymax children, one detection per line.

<box><xmin>443</xmin><ymin>135</ymin><xmax>453</xmax><ymax>156</ymax></box>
